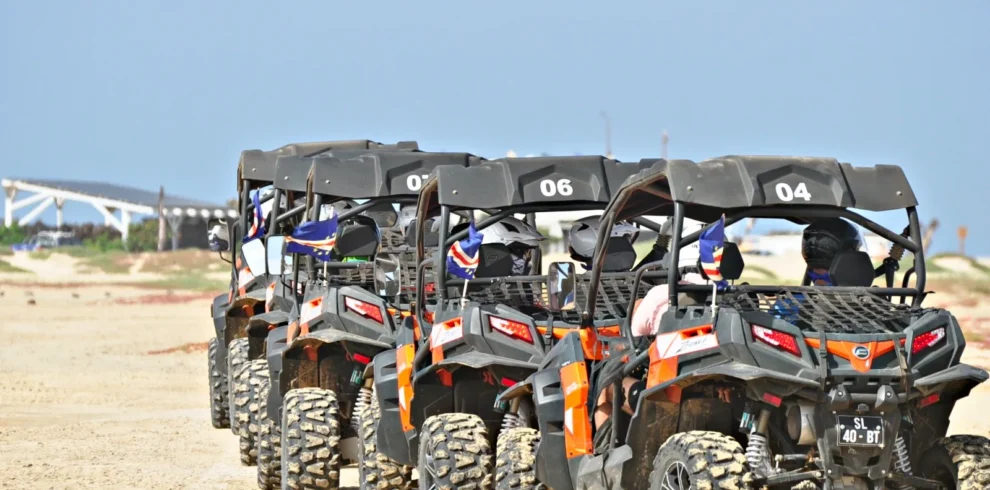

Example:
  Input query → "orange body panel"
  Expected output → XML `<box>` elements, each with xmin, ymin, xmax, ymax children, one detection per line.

<box><xmin>560</xmin><ymin>361</ymin><xmax>593</xmax><ymax>458</ymax></box>
<box><xmin>534</xmin><ymin>325</ymin><xmax>621</xmax><ymax>361</ymax></box>
<box><xmin>646</xmin><ymin>325</ymin><xmax>716</xmax><ymax>390</ymax></box>
<box><xmin>805</xmin><ymin>338</ymin><xmax>898</xmax><ymax>373</ymax></box>
<box><xmin>395</xmin><ymin>343</ymin><xmax>416</xmax><ymax>432</ymax></box>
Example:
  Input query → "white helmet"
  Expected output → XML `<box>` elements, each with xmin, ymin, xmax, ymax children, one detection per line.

<box><xmin>675</xmin><ymin>218</ymin><xmax>706</xmax><ymax>269</ymax></box>
<box><xmin>481</xmin><ymin>217</ymin><xmax>545</xmax><ymax>249</ymax></box>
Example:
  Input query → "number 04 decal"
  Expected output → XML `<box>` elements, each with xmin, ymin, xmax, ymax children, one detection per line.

<box><xmin>540</xmin><ymin>179</ymin><xmax>574</xmax><ymax>197</ymax></box>
<box><xmin>775</xmin><ymin>182</ymin><xmax>812</xmax><ymax>202</ymax></box>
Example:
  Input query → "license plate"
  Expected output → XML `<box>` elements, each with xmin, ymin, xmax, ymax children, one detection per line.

<box><xmin>836</xmin><ymin>415</ymin><xmax>884</xmax><ymax>447</ymax></box>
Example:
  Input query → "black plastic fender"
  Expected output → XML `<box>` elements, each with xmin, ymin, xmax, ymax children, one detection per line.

<box><xmin>265</xmin><ymin>324</ymin><xmax>289</xmax><ymax>421</ymax></box>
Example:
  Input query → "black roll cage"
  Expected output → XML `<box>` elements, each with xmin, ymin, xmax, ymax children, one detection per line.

<box><xmin>583</xmin><ymin>179</ymin><xmax>928</xmax><ymax>332</ymax></box>
<box><xmin>411</xmin><ymin>176</ymin><xmax>662</xmax><ymax>333</ymax></box>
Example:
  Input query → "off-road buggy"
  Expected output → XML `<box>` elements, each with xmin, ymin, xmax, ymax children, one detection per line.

<box><xmin>207</xmin><ymin>139</ymin><xmax>419</xmax><ymax>436</ymax></box>
<box><xmin>368</xmin><ymin>155</ymin><xmax>663</xmax><ymax>489</ymax></box>
<box><xmin>248</xmin><ymin>151</ymin><xmax>487</xmax><ymax>490</ymax></box>
<box><xmin>497</xmin><ymin>156</ymin><xmax>990</xmax><ymax>490</ymax></box>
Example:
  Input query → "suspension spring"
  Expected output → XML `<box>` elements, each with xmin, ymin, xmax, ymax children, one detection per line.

<box><xmin>745</xmin><ymin>432</ymin><xmax>769</xmax><ymax>473</ymax></box>
<box><xmin>501</xmin><ymin>412</ymin><xmax>523</xmax><ymax>433</ymax></box>
<box><xmin>893</xmin><ymin>434</ymin><xmax>914</xmax><ymax>490</ymax></box>
<box><xmin>352</xmin><ymin>387</ymin><xmax>373</xmax><ymax>428</ymax></box>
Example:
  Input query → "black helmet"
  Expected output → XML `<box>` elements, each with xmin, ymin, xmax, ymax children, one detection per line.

<box><xmin>801</xmin><ymin>218</ymin><xmax>863</xmax><ymax>269</ymax></box>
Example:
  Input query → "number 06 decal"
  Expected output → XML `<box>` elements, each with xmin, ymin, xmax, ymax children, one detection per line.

<box><xmin>775</xmin><ymin>182</ymin><xmax>812</xmax><ymax>202</ymax></box>
<box><xmin>540</xmin><ymin>179</ymin><xmax>574</xmax><ymax>197</ymax></box>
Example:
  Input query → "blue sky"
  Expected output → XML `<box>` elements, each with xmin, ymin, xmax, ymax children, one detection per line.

<box><xmin>1</xmin><ymin>1</ymin><xmax>988</xmax><ymax>253</ymax></box>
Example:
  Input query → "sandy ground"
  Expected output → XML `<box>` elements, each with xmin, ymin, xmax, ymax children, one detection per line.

<box><xmin>0</xmin><ymin>283</ymin><xmax>363</xmax><ymax>490</ymax></box>
<box><xmin>0</xmin><ymin>252</ymin><xmax>988</xmax><ymax>489</ymax></box>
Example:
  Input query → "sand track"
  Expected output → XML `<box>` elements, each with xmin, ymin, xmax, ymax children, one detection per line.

<box><xmin>0</xmin><ymin>281</ymin><xmax>986</xmax><ymax>489</ymax></box>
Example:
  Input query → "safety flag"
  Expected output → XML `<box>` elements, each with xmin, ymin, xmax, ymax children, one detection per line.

<box><xmin>446</xmin><ymin>221</ymin><xmax>483</xmax><ymax>279</ymax></box>
<box><xmin>699</xmin><ymin>215</ymin><xmax>728</xmax><ymax>289</ymax></box>
<box><xmin>286</xmin><ymin>208</ymin><xmax>338</xmax><ymax>262</ymax></box>
<box><xmin>244</xmin><ymin>190</ymin><xmax>266</xmax><ymax>243</ymax></box>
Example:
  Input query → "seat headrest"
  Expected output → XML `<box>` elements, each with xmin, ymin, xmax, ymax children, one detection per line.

<box><xmin>601</xmin><ymin>237</ymin><xmax>637</xmax><ymax>272</ymax></box>
<box><xmin>828</xmin><ymin>250</ymin><xmax>874</xmax><ymax>287</ymax></box>
<box><xmin>335</xmin><ymin>217</ymin><xmax>380</xmax><ymax>258</ymax></box>
<box><xmin>472</xmin><ymin>243</ymin><xmax>514</xmax><ymax>279</ymax></box>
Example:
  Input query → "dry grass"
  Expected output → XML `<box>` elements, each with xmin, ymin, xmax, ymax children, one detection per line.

<box><xmin>0</xmin><ymin>258</ymin><xmax>29</xmax><ymax>273</ymax></box>
<box><xmin>139</xmin><ymin>249</ymin><xmax>224</xmax><ymax>274</ymax></box>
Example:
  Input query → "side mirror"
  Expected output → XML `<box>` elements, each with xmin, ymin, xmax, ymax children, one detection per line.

<box><xmin>207</xmin><ymin>218</ymin><xmax>231</xmax><ymax>252</ymax></box>
<box><xmin>547</xmin><ymin>261</ymin><xmax>578</xmax><ymax>312</ymax></box>
<box><xmin>265</xmin><ymin>236</ymin><xmax>292</xmax><ymax>275</ymax></box>
<box><xmin>828</xmin><ymin>250</ymin><xmax>874</xmax><ymax>287</ymax></box>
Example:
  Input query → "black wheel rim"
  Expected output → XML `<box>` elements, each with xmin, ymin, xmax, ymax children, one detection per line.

<box><xmin>662</xmin><ymin>461</ymin><xmax>691</xmax><ymax>490</ymax></box>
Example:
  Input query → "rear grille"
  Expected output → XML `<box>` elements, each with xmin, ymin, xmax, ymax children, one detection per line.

<box><xmin>723</xmin><ymin>287</ymin><xmax>927</xmax><ymax>334</ymax></box>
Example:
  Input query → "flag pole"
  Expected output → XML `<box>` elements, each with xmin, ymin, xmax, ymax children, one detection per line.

<box><xmin>460</xmin><ymin>212</ymin><xmax>474</xmax><ymax>309</ymax></box>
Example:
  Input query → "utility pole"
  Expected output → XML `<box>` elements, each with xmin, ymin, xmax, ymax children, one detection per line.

<box><xmin>600</xmin><ymin>111</ymin><xmax>613</xmax><ymax>159</ymax></box>
<box><xmin>157</xmin><ymin>186</ymin><xmax>167</xmax><ymax>252</ymax></box>
<box><xmin>662</xmin><ymin>129</ymin><xmax>669</xmax><ymax>160</ymax></box>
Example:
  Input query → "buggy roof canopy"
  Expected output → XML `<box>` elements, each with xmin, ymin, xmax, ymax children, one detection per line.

<box><xmin>273</xmin><ymin>145</ymin><xmax>423</xmax><ymax>194</ymax></box>
<box><xmin>420</xmin><ymin>156</ymin><xmax>661</xmax><ymax>214</ymax></box>
<box><xmin>238</xmin><ymin>139</ymin><xmax>420</xmax><ymax>191</ymax></box>
<box><xmin>304</xmin><ymin>152</ymin><xmax>486</xmax><ymax>200</ymax></box>
<box><xmin>610</xmin><ymin>156</ymin><xmax>918</xmax><ymax>223</ymax></box>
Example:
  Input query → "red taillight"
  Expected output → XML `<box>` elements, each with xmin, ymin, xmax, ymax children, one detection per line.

<box><xmin>751</xmin><ymin>325</ymin><xmax>801</xmax><ymax>357</ymax></box>
<box><xmin>501</xmin><ymin>377</ymin><xmax>516</xmax><ymax>388</ymax></box>
<box><xmin>344</xmin><ymin>297</ymin><xmax>384</xmax><ymax>324</ymax></box>
<box><xmin>352</xmin><ymin>353</ymin><xmax>372</xmax><ymax>365</ymax></box>
<box><xmin>918</xmin><ymin>393</ymin><xmax>940</xmax><ymax>408</ymax></box>
<box><xmin>762</xmin><ymin>392</ymin><xmax>782</xmax><ymax>407</ymax></box>
<box><xmin>488</xmin><ymin>316</ymin><xmax>534</xmax><ymax>344</ymax></box>
<box><xmin>912</xmin><ymin>327</ymin><xmax>946</xmax><ymax>355</ymax></box>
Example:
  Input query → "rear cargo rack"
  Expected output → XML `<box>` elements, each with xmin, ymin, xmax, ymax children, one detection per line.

<box><xmin>723</xmin><ymin>286</ymin><xmax>928</xmax><ymax>334</ymax></box>
<box><xmin>446</xmin><ymin>272</ymin><xmax>649</xmax><ymax>323</ymax></box>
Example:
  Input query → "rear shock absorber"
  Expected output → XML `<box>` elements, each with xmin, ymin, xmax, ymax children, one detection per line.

<box><xmin>352</xmin><ymin>380</ymin><xmax>374</xmax><ymax>428</ymax></box>
<box><xmin>893</xmin><ymin>433</ymin><xmax>914</xmax><ymax>490</ymax></box>
<box><xmin>501</xmin><ymin>398</ymin><xmax>524</xmax><ymax>433</ymax></box>
<box><xmin>745</xmin><ymin>409</ymin><xmax>773</xmax><ymax>475</ymax></box>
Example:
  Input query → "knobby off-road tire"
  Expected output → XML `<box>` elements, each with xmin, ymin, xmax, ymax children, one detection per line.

<box><xmin>208</xmin><ymin>337</ymin><xmax>230</xmax><ymax>429</ymax></box>
<box><xmin>227</xmin><ymin>337</ymin><xmax>250</xmax><ymax>433</ymax></box>
<box><xmin>280</xmin><ymin>388</ymin><xmax>342</xmax><ymax>490</ymax></box>
<box><xmin>918</xmin><ymin>434</ymin><xmax>990</xmax><ymax>490</ymax></box>
<box><xmin>356</xmin><ymin>396</ymin><xmax>413</xmax><ymax>490</ymax></box>
<box><xmin>256</xmin><ymin>370</ymin><xmax>280</xmax><ymax>489</ymax></box>
<box><xmin>418</xmin><ymin>413</ymin><xmax>494</xmax><ymax>490</ymax></box>
<box><xmin>649</xmin><ymin>431</ymin><xmax>755</xmax><ymax>490</ymax></box>
<box><xmin>495</xmin><ymin>427</ymin><xmax>543</xmax><ymax>490</ymax></box>
<box><xmin>234</xmin><ymin>359</ymin><xmax>268</xmax><ymax>466</ymax></box>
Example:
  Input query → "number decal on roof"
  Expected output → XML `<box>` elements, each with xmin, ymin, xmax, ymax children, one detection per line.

<box><xmin>405</xmin><ymin>174</ymin><xmax>431</xmax><ymax>191</ymax></box>
<box><xmin>539</xmin><ymin>179</ymin><xmax>574</xmax><ymax>197</ymax></box>
<box><xmin>775</xmin><ymin>182</ymin><xmax>812</xmax><ymax>202</ymax></box>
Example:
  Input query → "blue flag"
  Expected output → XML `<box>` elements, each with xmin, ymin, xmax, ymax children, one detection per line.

<box><xmin>699</xmin><ymin>215</ymin><xmax>728</xmax><ymax>289</ymax></box>
<box><xmin>446</xmin><ymin>221</ymin><xmax>484</xmax><ymax>279</ymax></box>
<box><xmin>285</xmin><ymin>209</ymin><xmax>338</xmax><ymax>262</ymax></box>
<box><xmin>244</xmin><ymin>190</ymin><xmax>266</xmax><ymax>243</ymax></box>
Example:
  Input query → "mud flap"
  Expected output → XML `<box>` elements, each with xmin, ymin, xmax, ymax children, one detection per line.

<box><xmin>373</xmin><ymin>349</ymin><xmax>416</xmax><ymax>466</ymax></box>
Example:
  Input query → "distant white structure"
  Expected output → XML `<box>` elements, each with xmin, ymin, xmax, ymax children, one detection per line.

<box><xmin>2</xmin><ymin>177</ymin><xmax>235</xmax><ymax>243</ymax></box>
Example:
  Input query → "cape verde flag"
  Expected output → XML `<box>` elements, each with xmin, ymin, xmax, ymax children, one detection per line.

<box><xmin>285</xmin><ymin>209</ymin><xmax>338</xmax><ymax>262</ymax></box>
<box><xmin>699</xmin><ymin>215</ymin><xmax>728</xmax><ymax>289</ymax></box>
<box><xmin>446</xmin><ymin>221</ymin><xmax>483</xmax><ymax>279</ymax></box>
<box><xmin>244</xmin><ymin>190</ymin><xmax>266</xmax><ymax>243</ymax></box>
